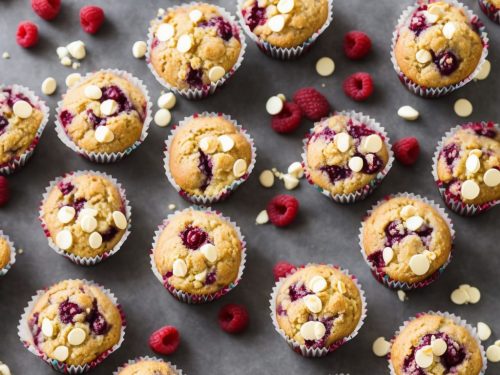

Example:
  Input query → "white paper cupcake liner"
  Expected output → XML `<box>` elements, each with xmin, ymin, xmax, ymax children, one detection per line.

<box><xmin>269</xmin><ymin>264</ymin><xmax>367</xmax><ymax>357</ymax></box>
<box><xmin>359</xmin><ymin>192</ymin><xmax>455</xmax><ymax>291</ymax></box>
<box><xmin>237</xmin><ymin>0</ymin><xmax>333</xmax><ymax>60</ymax></box>
<box><xmin>390</xmin><ymin>0</ymin><xmax>489</xmax><ymax>98</ymax></box>
<box><xmin>478</xmin><ymin>0</ymin><xmax>500</xmax><ymax>24</ymax></box>
<box><xmin>0</xmin><ymin>229</ymin><xmax>16</xmax><ymax>277</ymax></box>
<box><xmin>113</xmin><ymin>356</ymin><xmax>184</xmax><ymax>375</ymax></box>
<box><xmin>302</xmin><ymin>110</ymin><xmax>394</xmax><ymax>204</ymax></box>
<box><xmin>150</xmin><ymin>206</ymin><xmax>247</xmax><ymax>304</ymax></box>
<box><xmin>18</xmin><ymin>279</ymin><xmax>126</xmax><ymax>374</ymax></box>
<box><xmin>39</xmin><ymin>170</ymin><xmax>132</xmax><ymax>266</ymax></box>
<box><xmin>388</xmin><ymin>311</ymin><xmax>487</xmax><ymax>375</ymax></box>
<box><xmin>432</xmin><ymin>122</ymin><xmax>500</xmax><ymax>216</ymax></box>
<box><xmin>54</xmin><ymin>69</ymin><xmax>152</xmax><ymax>163</ymax></box>
<box><xmin>0</xmin><ymin>84</ymin><xmax>49</xmax><ymax>175</ymax></box>
<box><xmin>164</xmin><ymin>112</ymin><xmax>256</xmax><ymax>205</ymax></box>
<box><xmin>146</xmin><ymin>3</ymin><xmax>247</xmax><ymax>100</ymax></box>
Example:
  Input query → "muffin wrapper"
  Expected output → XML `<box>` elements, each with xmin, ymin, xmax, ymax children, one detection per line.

<box><xmin>18</xmin><ymin>279</ymin><xmax>126</xmax><ymax>374</ymax></box>
<box><xmin>431</xmin><ymin>122</ymin><xmax>500</xmax><ymax>216</ymax></box>
<box><xmin>478</xmin><ymin>0</ymin><xmax>500</xmax><ymax>24</ymax></box>
<box><xmin>0</xmin><ymin>85</ymin><xmax>50</xmax><ymax>175</ymax></box>
<box><xmin>388</xmin><ymin>311</ymin><xmax>487</xmax><ymax>375</ymax></box>
<box><xmin>146</xmin><ymin>3</ymin><xmax>247</xmax><ymax>100</ymax></box>
<box><xmin>359</xmin><ymin>192</ymin><xmax>455</xmax><ymax>291</ymax></box>
<box><xmin>269</xmin><ymin>264</ymin><xmax>367</xmax><ymax>357</ymax></box>
<box><xmin>39</xmin><ymin>170</ymin><xmax>132</xmax><ymax>266</ymax></box>
<box><xmin>390</xmin><ymin>0</ymin><xmax>489</xmax><ymax>98</ymax></box>
<box><xmin>150</xmin><ymin>207</ymin><xmax>247</xmax><ymax>304</ymax></box>
<box><xmin>113</xmin><ymin>356</ymin><xmax>184</xmax><ymax>375</ymax></box>
<box><xmin>164</xmin><ymin>112</ymin><xmax>256</xmax><ymax>205</ymax></box>
<box><xmin>301</xmin><ymin>110</ymin><xmax>394</xmax><ymax>204</ymax></box>
<box><xmin>0</xmin><ymin>230</ymin><xmax>16</xmax><ymax>277</ymax></box>
<box><xmin>237</xmin><ymin>0</ymin><xmax>333</xmax><ymax>60</ymax></box>
<box><xmin>54</xmin><ymin>69</ymin><xmax>152</xmax><ymax>163</ymax></box>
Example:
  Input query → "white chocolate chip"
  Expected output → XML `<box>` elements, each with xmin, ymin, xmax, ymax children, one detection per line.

<box><xmin>112</xmin><ymin>211</ymin><xmax>127</xmax><ymax>230</ymax></box>
<box><xmin>194</xmin><ymin>269</ymin><xmax>207</xmax><ymax>282</ymax></box>
<box><xmin>477</xmin><ymin>322</ymin><xmax>492</xmax><ymax>341</ymax></box>
<box><xmin>132</xmin><ymin>41</ymin><xmax>147</xmax><ymax>58</ymax></box>
<box><xmin>89</xmin><ymin>232</ymin><xmax>102</xmax><ymax>249</ymax></box>
<box><xmin>300</xmin><ymin>321</ymin><xmax>326</xmax><ymax>341</ymax></box>
<box><xmin>487</xmin><ymin>345</ymin><xmax>500</xmax><ymax>362</ymax></box>
<box><xmin>397</xmin><ymin>105</ymin><xmax>419</xmax><ymax>121</ymax></box>
<box><xmin>400</xmin><ymin>205</ymin><xmax>416</xmax><ymax>219</ymax></box>
<box><xmin>95</xmin><ymin>126</ymin><xmax>115</xmax><ymax>143</ymax></box>
<box><xmin>465</xmin><ymin>154</ymin><xmax>480</xmax><ymax>173</ymax></box>
<box><xmin>303</xmin><ymin>294</ymin><xmax>322</xmax><ymax>313</ymax></box>
<box><xmin>496</xmin><ymin>340</ymin><xmax>500</xmax><ymax>347</ymax></box>
<box><xmin>431</xmin><ymin>338</ymin><xmax>447</xmax><ymax>356</ymax></box>
<box><xmin>382</xmin><ymin>247</ymin><xmax>394</xmax><ymax>265</ymax></box>
<box><xmin>461</xmin><ymin>180</ymin><xmax>480</xmax><ymax>200</ymax></box>
<box><xmin>81</xmin><ymin>215</ymin><xmax>98</xmax><ymax>232</ymax></box>
<box><xmin>1</xmin><ymin>52</ymin><xmax>9</xmax><ymax>59</ymax></box>
<box><xmin>277</xmin><ymin>0</ymin><xmax>294</xmax><ymax>13</ymax></box>
<box><xmin>67</xmin><ymin>41</ymin><xmax>86</xmax><ymax>60</ymax></box>
<box><xmin>42</xmin><ymin>318</ymin><xmax>55</xmax><ymax>338</ymax></box>
<box><xmin>475</xmin><ymin>60</ymin><xmax>491</xmax><ymax>80</ymax></box>
<box><xmin>233</xmin><ymin>159</ymin><xmax>248</xmax><ymax>178</ymax></box>
<box><xmin>442</xmin><ymin>22</ymin><xmax>456</xmax><ymax>39</ymax></box>
<box><xmin>72</xmin><ymin>62</ymin><xmax>80</xmax><ymax>70</ymax></box>
<box><xmin>397</xmin><ymin>290</ymin><xmax>407</xmax><ymax>302</ymax></box>
<box><xmin>415</xmin><ymin>345</ymin><xmax>434</xmax><ymax>368</ymax></box>
<box><xmin>405</xmin><ymin>215</ymin><xmax>424</xmax><ymax>231</ymax></box>
<box><xmin>484</xmin><ymin>168</ymin><xmax>500</xmax><ymax>187</ymax></box>
<box><xmin>428</xmin><ymin>3</ymin><xmax>446</xmax><ymax>16</ymax></box>
<box><xmin>277</xmin><ymin>93</ymin><xmax>286</xmax><ymax>102</ymax></box>
<box><xmin>80</xmin><ymin>208</ymin><xmax>98</xmax><ymax>217</ymax></box>
<box><xmin>60</xmin><ymin>56</ymin><xmax>72</xmax><ymax>67</ymax></box>
<box><xmin>409</xmin><ymin>254</ymin><xmax>430</xmax><ymax>276</ymax></box>
<box><xmin>168</xmin><ymin>204</ymin><xmax>176</xmax><ymax>210</ymax></box>
<box><xmin>67</xmin><ymin>327</ymin><xmax>86</xmax><ymax>346</ymax></box>
<box><xmin>259</xmin><ymin>170</ymin><xmax>274</xmax><ymax>187</ymax></box>
<box><xmin>450</xmin><ymin>288</ymin><xmax>468</xmax><ymax>305</ymax></box>
<box><xmin>362</xmin><ymin>134</ymin><xmax>383</xmax><ymax>153</ymax></box>
<box><xmin>56</xmin><ymin>46</ymin><xmax>69</xmax><ymax>59</ymax></box>
<box><xmin>177</xmin><ymin>34</ymin><xmax>193</xmax><ymax>53</ymax></box>
<box><xmin>57</xmin><ymin>206</ymin><xmax>76</xmax><ymax>224</ymax></box>
<box><xmin>53</xmin><ymin>345</ymin><xmax>69</xmax><ymax>362</ymax></box>
<box><xmin>268</xmin><ymin>15</ymin><xmax>285</xmax><ymax>32</ymax></box>
<box><xmin>348</xmin><ymin>156</ymin><xmax>364</xmax><ymax>172</ymax></box>
<box><xmin>100</xmin><ymin>99</ymin><xmax>118</xmax><ymax>116</ymax></box>
<box><xmin>173</xmin><ymin>258</ymin><xmax>188</xmax><ymax>277</ymax></box>
<box><xmin>200</xmin><ymin>243</ymin><xmax>218</xmax><ymax>263</ymax></box>
<box><xmin>218</xmin><ymin>135</ymin><xmax>234</xmax><ymax>152</ymax></box>
<box><xmin>154</xmin><ymin>109</ymin><xmax>171</xmax><ymax>127</ymax></box>
<box><xmin>266</xmin><ymin>96</ymin><xmax>283</xmax><ymax>115</ymax></box>
<box><xmin>157</xmin><ymin>92</ymin><xmax>176</xmax><ymax>109</ymax></box>
<box><xmin>416</xmin><ymin>49</ymin><xmax>432</xmax><ymax>64</ymax></box>
<box><xmin>283</xmin><ymin>174</ymin><xmax>299</xmax><ymax>190</ymax></box>
<box><xmin>467</xmin><ymin>286</ymin><xmax>481</xmax><ymax>304</ymax></box>
<box><xmin>41</xmin><ymin>77</ymin><xmax>57</xmax><ymax>96</ymax></box>
<box><xmin>315</xmin><ymin>57</ymin><xmax>335</xmax><ymax>77</ymax></box>
<box><xmin>56</xmin><ymin>230</ymin><xmax>73</xmax><ymax>250</ymax></box>
<box><xmin>84</xmin><ymin>85</ymin><xmax>102</xmax><ymax>100</ymax></box>
<box><xmin>308</xmin><ymin>275</ymin><xmax>327</xmax><ymax>293</ymax></box>
<box><xmin>13</xmin><ymin>100</ymin><xmax>33</xmax><ymax>119</ymax></box>
<box><xmin>199</xmin><ymin>136</ymin><xmax>218</xmax><ymax>154</ymax></box>
<box><xmin>335</xmin><ymin>132</ymin><xmax>351</xmax><ymax>153</ymax></box>
<box><xmin>454</xmin><ymin>98</ymin><xmax>473</xmax><ymax>117</ymax></box>
<box><xmin>65</xmin><ymin>73</ymin><xmax>81</xmax><ymax>87</ymax></box>
<box><xmin>189</xmin><ymin>9</ymin><xmax>203</xmax><ymax>22</ymax></box>
<box><xmin>208</xmin><ymin>66</ymin><xmax>226</xmax><ymax>82</ymax></box>
<box><xmin>423</xmin><ymin>10</ymin><xmax>439</xmax><ymax>23</ymax></box>
<box><xmin>372</xmin><ymin>337</ymin><xmax>391</xmax><ymax>357</ymax></box>
<box><xmin>287</xmin><ymin>162</ymin><xmax>304</xmax><ymax>179</ymax></box>
<box><xmin>157</xmin><ymin>23</ymin><xmax>175</xmax><ymax>42</ymax></box>
<box><xmin>256</xmin><ymin>209</ymin><xmax>269</xmax><ymax>224</ymax></box>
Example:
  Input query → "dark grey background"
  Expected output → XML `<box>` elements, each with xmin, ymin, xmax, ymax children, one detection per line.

<box><xmin>0</xmin><ymin>0</ymin><xmax>498</xmax><ymax>374</ymax></box>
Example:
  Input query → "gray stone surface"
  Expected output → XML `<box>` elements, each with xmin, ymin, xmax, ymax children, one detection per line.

<box><xmin>0</xmin><ymin>0</ymin><xmax>498</xmax><ymax>374</ymax></box>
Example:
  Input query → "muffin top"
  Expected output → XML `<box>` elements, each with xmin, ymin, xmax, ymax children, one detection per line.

<box><xmin>0</xmin><ymin>235</ymin><xmax>11</xmax><ymax>270</ymax></box>
<box><xmin>275</xmin><ymin>264</ymin><xmax>362</xmax><ymax>348</ymax></box>
<box><xmin>437</xmin><ymin>122</ymin><xmax>500</xmax><ymax>206</ymax></box>
<box><xmin>486</xmin><ymin>0</ymin><xmax>500</xmax><ymax>7</ymax></box>
<box><xmin>0</xmin><ymin>86</ymin><xmax>45</xmax><ymax>165</ymax></box>
<box><xmin>28</xmin><ymin>280</ymin><xmax>123</xmax><ymax>367</ymax></box>
<box><xmin>168</xmin><ymin>114</ymin><xmax>252</xmax><ymax>197</ymax></box>
<box><xmin>304</xmin><ymin>114</ymin><xmax>390</xmax><ymax>196</ymax></box>
<box><xmin>41</xmin><ymin>173</ymin><xmax>129</xmax><ymax>259</ymax></box>
<box><xmin>150</xmin><ymin>3</ymin><xmax>242</xmax><ymax>90</ymax></box>
<box><xmin>241</xmin><ymin>0</ymin><xmax>329</xmax><ymax>48</ymax></box>
<box><xmin>394</xmin><ymin>1</ymin><xmax>483</xmax><ymax>88</ymax></box>
<box><xmin>154</xmin><ymin>209</ymin><xmax>243</xmax><ymax>296</ymax></box>
<box><xmin>59</xmin><ymin>71</ymin><xmax>147</xmax><ymax>154</ymax></box>
<box><xmin>117</xmin><ymin>359</ymin><xmax>179</xmax><ymax>375</ymax></box>
<box><xmin>363</xmin><ymin>196</ymin><xmax>452</xmax><ymax>285</ymax></box>
<box><xmin>391</xmin><ymin>313</ymin><xmax>483</xmax><ymax>375</ymax></box>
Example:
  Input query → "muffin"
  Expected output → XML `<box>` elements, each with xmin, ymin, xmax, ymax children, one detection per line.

<box><xmin>0</xmin><ymin>231</ymin><xmax>15</xmax><ymax>276</ymax></box>
<box><xmin>303</xmin><ymin>111</ymin><xmax>392</xmax><ymax>203</ymax></box>
<box><xmin>152</xmin><ymin>208</ymin><xmax>245</xmax><ymax>303</ymax></box>
<box><xmin>40</xmin><ymin>171</ymin><xmax>130</xmax><ymax>264</ymax></box>
<box><xmin>478</xmin><ymin>0</ymin><xmax>500</xmax><ymax>24</ymax></box>
<box><xmin>272</xmin><ymin>264</ymin><xmax>365</xmax><ymax>357</ymax></box>
<box><xmin>434</xmin><ymin>122</ymin><xmax>499</xmax><ymax>215</ymax></box>
<box><xmin>115</xmin><ymin>357</ymin><xmax>182</xmax><ymax>375</ymax></box>
<box><xmin>390</xmin><ymin>313</ymin><xmax>485</xmax><ymax>375</ymax></box>
<box><xmin>166</xmin><ymin>113</ymin><xmax>254</xmax><ymax>204</ymax></box>
<box><xmin>361</xmin><ymin>194</ymin><xmax>453</xmax><ymax>289</ymax></box>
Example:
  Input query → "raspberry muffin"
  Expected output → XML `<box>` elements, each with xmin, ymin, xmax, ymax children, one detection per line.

<box><xmin>152</xmin><ymin>208</ymin><xmax>245</xmax><ymax>303</ymax></box>
<box><xmin>115</xmin><ymin>357</ymin><xmax>182</xmax><ymax>375</ymax></box>
<box><xmin>0</xmin><ymin>232</ymin><xmax>14</xmax><ymax>276</ymax></box>
<box><xmin>272</xmin><ymin>264</ymin><xmax>365</xmax><ymax>357</ymax></box>
<box><xmin>303</xmin><ymin>112</ymin><xmax>392</xmax><ymax>203</ymax></box>
<box><xmin>166</xmin><ymin>113</ymin><xmax>254</xmax><ymax>204</ymax></box>
<box><xmin>390</xmin><ymin>313</ymin><xmax>485</xmax><ymax>375</ymax></box>
<box><xmin>434</xmin><ymin>122</ymin><xmax>499</xmax><ymax>215</ymax></box>
<box><xmin>478</xmin><ymin>0</ymin><xmax>500</xmax><ymax>24</ymax></box>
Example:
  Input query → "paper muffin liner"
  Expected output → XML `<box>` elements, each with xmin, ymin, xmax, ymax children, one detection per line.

<box><xmin>113</xmin><ymin>356</ymin><xmax>184</xmax><ymax>375</ymax></box>
<box><xmin>359</xmin><ymin>192</ymin><xmax>455</xmax><ymax>291</ymax></box>
<box><xmin>150</xmin><ymin>206</ymin><xmax>247</xmax><ymax>304</ymax></box>
<box><xmin>390</xmin><ymin>0</ymin><xmax>489</xmax><ymax>98</ymax></box>
<box><xmin>39</xmin><ymin>170</ymin><xmax>132</xmax><ymax>266</ymax></box>
<box><xmin>302</xmin><ymin>110</ymin><xmax>394</xmax><ymax>204</ymax></box>
<box><xmin>237</xmin><ymin>0</ymin><xmax>333</xmax><ymax>60</ymax></box>
<box><xmin>0</xmin><ymin>229</ymin><xmax>16</xmax><ymax>277</ymax></box>
<box><xmin>18</xmin><ymin>279</ymin><xmax>126</xmax><ymax>374</ymax></box>
<box><xmin>0</xmin><ymin>84</ymin><xmax>49</xmax><ymax>175</ymax></box>
<box><xmin>54</xmin><ymin>69</ymin><xmax>152</xmax><ymax>163</ymax></box>
<box><xmin>269</xmin><ymin>263</ymin><xmax>367</xmax><ymax>358</ymax></box>
<box><xmin>388</xmin><ymin>311</ymin><xmax>487</xmax><ymax>375</ymax></box>
<box><xmin>146</xmin><ymin>3</ymin><xmax>247</xmax><ymax>100</ymax></box>
<box><xmin>478</xmin><ymin>0</ymin><xmax>500</xmax><ymax>24</ymax></box>
<box><xmin>432</xmin><ymin>122</ymin><xmax>500</xmax><ymax>216</ymax></box>
<box><xmin>164</xmin><ymin>112</ymin><xmax>256</xmax><ymax>205</ymax></box>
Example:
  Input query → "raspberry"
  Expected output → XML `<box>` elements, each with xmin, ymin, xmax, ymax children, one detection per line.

<box><xmin>31</xmin><ymin>0</ymin><xmax>61</xmax><ymax>21</ymax></box>
<box><xmin>149</xmin><ymin>326</ymin><xmax>180</xmax><ymax>355</ymax></box>
<box><xmin>344</xmin><ymin>31</ymin><xmax>372</xmax><ymax>60</ymax></box>
<box><xmin>80</xmin><ymin>6</ymin><xmax>105</xmax><ymax>34</ymax></box>
<box><xmin>271</xmin><ymin>102</ymin><xmax>302</xmax><ymax>134</ymax></box>
<box><xmin>343</xmin><ymin>72</ymin><xmax>374</xmax><ymax>101</ymax></box>
<box><xmin>218</xmin><ymin>304</ymin><xmax>249</xmax><ymax>334</ymax></box>
<box><xmin>273</xmin><ymin>261</ymin><xmax>296</xmax><ymax>281</ymax></box>
<box><xmin>16</xmin><ymin>21</ymin><xmax>39</xmax><ymax>48</ymax></box>
<box><xmin>0</xmin><ymin>176</ymin><xmax>10</xmax><ymax>207</ymax></box>
<box><xmin>393</xmin><ymin>137</ymin><xmax>420</xmax><ymax>166</ymax></box>
<box><xmin>292</xmin><ymin>87</ymin><xmax>330</xmax><ymax>121</ymax></box>
<box><xmin>266</xmin><ymin>194</ymin><xmax>299</xmax><ymax>227</ymax></box>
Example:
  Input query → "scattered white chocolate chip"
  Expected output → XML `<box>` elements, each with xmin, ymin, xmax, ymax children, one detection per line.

<box><xmin>450</xmin><ymin>288</ymin><xmax>468</xmax><ymax>305</ymax></box>
<box><xmin>173</xmin><ymin>258</ymin><xmax>188</xmax><ymax>277</ymax></box>
<box><xmin>397</xmin><ymin>290</ymin><xmax>407</xmax><ymax>302</ymax></box>
<box><xmin>372</xmin><ymin>337</ymin><xmax>391</xmax><ymax>357</ymax></box>
<box><xmin>112</xmin><ymin>211</ymin><xmax>127</xmax><ymax>230</ymax></box>
<box><xmin>283</xmin><ymin>174</ymin><xmax>299</xmax><ymax>190</ymax></box>
<box><xmin>60</xmin><ymin>56</ymin><xmax>72</xmax><ymax>67</ymax></box>
<box><xmin>300</xmin><ymin>321</ymin><xmax>326</xmax><ymax>341</ymax></box>
<box><xmin>335</xmin><ymin>132</ymin><xmax>351</xmax><ymax>153</ymax></box>
<box><xmin>157</xmin><ymin>92</ymin><xmax>176</xmax><ymax>109</ymax></box>
<box><xmin>484</xmin><ymin>168</ymin><xmax>500</xmax><ymax>187</ymax></box>
<box><xmin>154</xmin><ymin>108</ymin><xmax>171</xmax><ymax>127</ymax></box>
<box><xmin>277</xmin><ymin>93</ymin><xmax>286</xmax><ymax>102</ymax></box>
<box><xmin>100</xmin><ymin>99</ymin><xmax>118</xmax><ymax>116</ymax></box>
<box><xmin>177</xmin><ymin>34</ymin><xmax>193</xmax><ymax>53</ymax></box>
<box><xmin>57</xmin><ymin>206</ymin><xmax>76</xmax><ymax>224</ymax></box>
<box><xmin>277</xmin><ymin>0</ymin><xmax>294</xmax><ymax>13</ymax></box>
<box><xmin>382</xmin><ymin>247</ymin><xmax>394</xmax><ymax>265</ymax></box>
<box><xmin>415</xmin><ymin>345</ymin><xmax>434</xmax><ymax>368</ymax></box>
<box><xmin>423</xmin><ymin>10</ymin><xmax>439</xmax><ymax>24</ymax></box>
<box><xmin>208</xmin><ymin>66</ymin><xmax>226</xmax><ymax>82</ymax></box>
<box><xmin>218</xmin><ymin>135</ymin><xmax>234</xmax><ymax>152</ymax></box>
<box><xmin>442</xmin><ymin>22</ymin><xmax>456</xmax><ymax>39</ymax></box>
<box><xmin>67</xmin><ymin>41</ymin><xmax>86</xmax><ymax>60</ymax></box>
<box><xmin>189</xmin><ymin>9</ymin><xmax>203</xmax><ymax>22</ymax></box>
<box><xmin>41</xmin><ymin>77</ymin><xmax>57</xmax><ymax>96</ymax></box>
<box><xmin>475</xmin><ymin>60</ymin><xmax>491</xmax><ymax>80</ymax></box>
<box><xmin>496</xmin><ymin>340</ymin><xmax>500</xmax><ymax>347</ymax></box>
<box><xmin>315</xmin><ymin>56</ymin><xmax>335</xmax><ymax>77</ymax></box>
<box><xmin>405</xmin><ymin>215</ymin><xmax>424</xmax><ymax>231</ymax></box>
<box><xmin>89</xmin><ymin>232</ymin><xmax>102</xmax><ymax>249</ymax></box>
<box><xmin>308</xmin><ymin>275</ymin><xmax>327</xmax><ymax>293</ymax></box>
<box><xmin>303</xmin><ymin>294</ymin><xmax>322</xmax><ymax>313</ymax></box>
<box><xmin>13</xmin><ymin>100</ymin><xmax>33</xmax><ymax>119</ymax></box>
<box><xmin>362</xmin><ymin>134</ymin><xmax>383</xmax><ymax>153</ymax></box>
<box><xmin>465</xmin><ymin>154</ymin><xmax>480</xmax><ymax>174</ymax></box>
<box><xmin>200</xmin><ymin>243</ymin><xmax>218</xmax><ymax>263</ymax></box>
<box><xmin>56</xmin><ymin>230</ymin><xmax>73</xmax><ymax>250</ymax></box>
<box><xmin>199</xmin><ymin>136</ymin><xmax>218</xmax><ymax>154</ymax></box>
<box><xmin>431</xmin><ymin>338</ymin><xmax>448</xmax><ymax>356</ymax></box>
<box><xmin>72</xmin><ymin>62</ymin><xmax>80</xmax><ymax>70</ymax></box>
<box><xmin>233</xmin><ymin>159</ymin><xmax>248</xmax><ymax>177</ymax></box>
<box><xmin>65</xmin><ymin>73</ymin><xmax>81</xmax><ymax>87</ymax></box>
<box><xmin>461</xmin><ymin>180</ymin><xmax>480</xmax><ymax>200</ymax></box>
<box><xmin>416</xmin><ymin>49</ymin><xmax>432</xmax><ymax>64</ymax></box>
<box><xmin>2</xmin><ymin>52</ymin><xmax>10</xmax><ymax>59</ymax></box>
<box><xmin>256</xmin><ymin>209</ymin><xmax>269</xmax><ymax>224</ymax></box>
<box><xmin>477</xmin><ymin>322</ymin><xmax>492</xmax><ymax>341</ymax></box>
<box><xmin>132</xmin><ymin>41</ymin><xmax>147</xmax><ymax>59</ymax></box>
<box><xmin>465</xmin><ymin>285</ymin><xmax>481</xmax><ymax>304</ymax></box>
<box><xmin>397</xmin><ymin>105</ymin><xmax>419</xmax><ymax>121</ymax></box>
<box><xmin>56</xmin><ymin>46</ymin><xmax>69</xmax><ymax>59</ymax></box>
<box><xmin>348</xmin><ymin>156</ymin><xmax>364</xmax><ymax>172</ymax></box>
<box><xmin>454</xmin><ymin>98</ymin><xmax>473</xmax><ymax>117</ymax></box>
<box><xmin>487</xmin><ymin>345</ymin><xmax>500</xmax><ymax>362</ymax></box>
<box><xmin>84</xmin><ymin>85</ymin><xmax>102</xmax><ymax>100</ymax></box>
<box><xmin>268</xmin><ymin>15</ymin><xmax>285</xmax><ymax>32</ymax></box>
<box><xmin>157</xmin><ymin>23</ymin><xmax>175</xmax><ymax>42</ymax></box>
<box><xmin>95</xmin><ymin>125</ymin><xmax>115</xmax><ymax>143</ymax></box>
<box><xmin>266</xmin><ymin>96</ymin><xmax>283</xmax><ymax>115</ymax></box>
<box><xmin>168</xmin><ymin>203</ymin><xmax>176</xmax><ymax>210</ymax></box>
<box><xmin>400</xmin><ymin>205</ymin><xmax>416</xmax><ymax>219</ymax></box>
<box><xmin>409</xmin><ymin>254</ymin><xmax>430</xmax><ymax>276</ymax></box>
<box><xmin>287</xmin><ymin>162</ymin><xmax>304</xmax><ymax>179</ymax></box>
<box><xmin>53</xmin><ymin>345</ymin><xmax>69</xmax><ymax>362</ymax></box>
<box><xmin>41</xmin><ymin>318</ymin><xmax>55</xmax><ymax>338</ymax></box>
<box><xmin>0</xmin><ymin>363</ymin><xmax>11</xmax><ymax>375</ymax></box>
<box><xmin>18</xmin><ymin>249</ymin><xmax>24</xmax><ymax>255</ymax></box>
<box><xmin>80</xmin><ymin>215</ymin><xmax>97</xmax><ymax>233</ymax></box>
<box><xmin>80</xmin><ymin>208</ymin><xmax>98</xmax><ymax>217</ymax></box>
<box><xmin>259</xmin><ymin>170</ymin><xmax>275</xmax><ymax>188</ymax></box>
<box><xmin>68</xmin><ymin>327</ymin><xmax>86</xmax><ymax>346</ymax></box>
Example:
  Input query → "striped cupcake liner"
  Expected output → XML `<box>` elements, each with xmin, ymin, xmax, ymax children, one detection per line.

<box><xmin>0</xmin><ymin>229</ymin><xmax>16</xmax><ymax>277</ymax></box>
<box><xmin>478</xmin><ymin>0</ymin><xmax>500</xmax><ymax>24</ymax></box>
<box><xmin>113</xmin><ymin>356</ymin><xmax>184</xmax><ymax>375</ymax></box>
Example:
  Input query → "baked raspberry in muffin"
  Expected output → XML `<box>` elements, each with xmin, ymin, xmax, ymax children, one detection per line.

<box><xmin>478</xmin><ymin>0</ymin><xmax>500</xmax><ymax>24</ymax></box>
<box><xmin>115</xmin><ymin>357</ymin><xmax>181</xmax><ymax>375</ymax></box>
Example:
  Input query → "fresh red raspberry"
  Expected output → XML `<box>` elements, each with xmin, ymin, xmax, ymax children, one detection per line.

<box><xmin>393</xmin><ymin>137</ymin><xmax>420</xmax><ymax>166</ymax></box>
<box><xmin>343</xmin><ymin>72</ymin><xmax>374</xmax><ymax>101</ymax></box>
<box><xmin>16</xmin><ymin>21</ymin><xmax>39</xmax><ymax>48</ymax></box>
<box><xmin>292</xmin><ymin>87</ymin><xmax>331</xmax><ymax>121</ymax></box>
<box><xmin>31</xmin><ymin>0</ymin><xmax>61</xmax><ymax>21</ymax></box>
<box><xmin>149</xmin><ymin>326</ymin><xmax>180</xmax><ymax>355</ymax></box>
<box><xmin>266</xmin><ymin>194</ymin><xmax>299</xmax><ymax>227</ymax></box>
<box><xmin>80</xmin><ymin>6</ymin><xmax>105</xmax><ymax>34</ymax></box>
<box><xmin>218</xmin><ymin>304</ymin><xmax>249</xmax><ymax>334</ymax></box>
<box><xmin>0</xmin><ymin>176</ymin><xmax>10</xmax><ymax>207</ymax></box>
<box><xmin>271</xmin><ymin>102</ymin><xmax>302</xmax><ymax>134</ymax></box>
<box><xmin>344</xmin><ymin>31</ymin><xmax>372</xmax><ymax>60</ymax></box>
<box><xmin>273</xmin><ymin>261</ymin><xmax>296</xmax><ymax>281</ymax></box>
